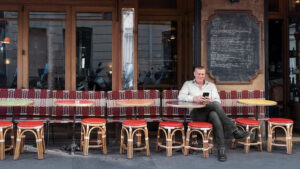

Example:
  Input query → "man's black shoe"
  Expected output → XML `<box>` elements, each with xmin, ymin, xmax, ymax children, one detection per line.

<box><xmin>233</xmin><ymin>129</ymin><xmax>250</xmax><ymax>140</ymax></box>
<box><xmin>217</xmin><ymin>147</ymin><xmax>227</xmax><ymax>162</ymax></box>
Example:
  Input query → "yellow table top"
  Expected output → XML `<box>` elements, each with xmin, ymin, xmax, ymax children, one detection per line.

<box><xmin>54</xmin><ymin>100</ymin><xmax>95</xmax><ymax>107</ymax></box>
<box><xmin>0</xmin><ymin>99</ymin><xmax>34</xmax><ymax>107</ymax></box>
<box><xmin>237</xmin><ymin>99</ymin><xmax>277</xmax><ymax>106</ymax></box>
<box><xmin>166</xmin><ymin>101</ymin><xmax>206</xmax><ymax>109</ymax></box>
<box><xmin>116</xmin><ymin>99</ymin><xmax>154</xmax><ymax>107</ymax></box>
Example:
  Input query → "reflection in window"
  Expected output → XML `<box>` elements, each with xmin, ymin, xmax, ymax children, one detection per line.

<box><xmin>28</xmin><ymin>12</ymin><xmax>65</xmax><ymax>89</ymax></box>
<box><xmin>289</xmin><ymin>18</ymin><xmax>300</xmax><ymax>84</ymax></box>
<box><xmin>0</xmin><ymin>11</ymin><xmax>18</xmax><ymax>88</ymax></box>
<box><xmin>289</xmin><ymin>0</ymin><xmax>300</xmax><ymax>12</ymax></box>
<box><xmin>122</xmin><ymin>8</ymin><xmax>134</xmax><ymax>90</ymax></box>
<box><xmin>138</xmin><ymin>21</ymin><xmax>177</xmax><ymax>90</ymax></box>
<box><xmin>76</xmin><ymin>13</ymin><xmax>112</xmax><ymax>91</ymax></box>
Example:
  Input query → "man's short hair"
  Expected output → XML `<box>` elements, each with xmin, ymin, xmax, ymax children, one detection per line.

<box><xmin>194</xmin><ymin>66</ymin><xmax>206</xmax><ymax>72</ymax></box>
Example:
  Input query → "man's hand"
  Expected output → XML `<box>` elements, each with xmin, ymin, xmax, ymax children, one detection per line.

<box><xmin>202</xmin><ymin>97</ymin><xmax>211</xmax><ymax>104</ymax></box>
<box><xmin>193</xmin><ymin>96</ymin><xmax>202</xmax><ymax>103</ymax></box>
<box><xmin>193</xmin><ymin>96</ymin><xmax>211</xmax><ymax>104</ymax></box>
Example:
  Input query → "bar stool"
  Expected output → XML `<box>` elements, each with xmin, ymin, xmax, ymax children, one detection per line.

<box><xmin>267</xmin><ymin>118</ymin><xmax>293</xmax><ymax>154</ymax></box>
<box><xmin>0</xmin><ymin>121</ymin><xmax>14</xmax><ymax>160</ymax></box>
<box><xmin>80</xmin><ymin>118</ymin><xmax>107</xmax><ymax>155</ymax></box>
<box><xmin>184</xmin><ymin>122</ymin><xmax>213</xmax><ymax>158</ymax></box>
<box><xmin>156</xmin><ymin>121</ymin><xmax>185</xmax><ymax>156</ymax></box>
<box><xmin>231</xmin><ymin>118</ymin><xmax>262</xmax><ymax>153</ymax></box>
<box><xmin>14</xmin><ymin>121</ymin><xmax>45</xmax><ymax>160</ymax></box>
<box><xmin>120</xmin><ymin>120</ymin><xmax>150</xmax><ymax>159</ymax></box>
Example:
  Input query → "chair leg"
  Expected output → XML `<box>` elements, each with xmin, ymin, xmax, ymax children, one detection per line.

<box><xmin>36</xmin><ymin>128</ymin><xmax>44</xmax><ymax>160</ymax></box>
<box><xmin>14</xmin><ymin>129</ymin><xmax>22</xmax><ymax>160</ymax></box>
<box><xmin>267</xmin><ymin>123</ymin><xmax>272</xmax><ymax>152</ymax></box>
<box><xmin>136</xmin><ymin>131</ymin><xmax>142</xmax><ymax>147</ymax></box>
<box><xmin>0</xmin><ymin>128</ymin><xmax>5</xmax><ymax>160</ymax></box>
<box><xmin>166</xmin><ymin>128</ymin><xmax>172</xmax><ymax>157</ymax></box>
<box><xmin>102</xmin><ymin>126</ymin><xmax>107</xmax><ymax>154</ymax></box>
<box><xmin>20</xmin><ymin>135</ymin><xmax>26</xmax><ymax>154</ymax></box>
<box><xmin>144</xmin><ymin>127</ymin><xmax>150</xmax><ymax>157</ymax></box>
<box><xmin>203</xmin><ymin>131</ymin><xmax>209</xmax><ymax>158</ymax></box>
<box><xmin>120</xmin><ymin>127</ymin><xmax>125</xmax><ymax>154</ymax></box>
<box><xmin>184</xmin><ymin>128</ymin><xmax>191</xmax><ymax>155</ymax></box>
<box><xmin>127</xmin><ymin>128</ymin><xmax>133</xmax><ymax>159</ymax></box>
<box><xmin>257</xmin><ymin>127</ymin><xmax>262</xmax><ymax>152</ymax></box>
<box><xmin>83</xmin><ymin>125</ymin><xmax>89</xmax><ymax>156</ymax></box>
<box><xmin>287</xmin><ymin>125</ymin><xmax>292</xmax><ymax>154</ymax></box>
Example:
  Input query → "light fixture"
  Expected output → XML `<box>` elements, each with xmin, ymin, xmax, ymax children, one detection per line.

<box><xmin>5</xmin><ymin>58</ymin><xmax>10</xmax><ymax>64</ymax></box>
<box><xmin>107</xmin><ymin>62</ymin><xmax>112</xmax><ymax>68</ymax></box>
<box><xmin>296</xmin><ymin>0</ymin><xmax>300</xmax><ymax>4</ymax></box>
<box><xmin>170</xmin><ymin>34</ymin><xmax>176</xmax><ymax>40</ymax></box>
<box><xmin>3</xmin><ymin>37</ymin><xmax>10</xmax><ymax>44</ymax></box>
<box><xmin>0</xmin><ymin>37</ymin><xmax>10</xmax><ymax>46</ymax></box>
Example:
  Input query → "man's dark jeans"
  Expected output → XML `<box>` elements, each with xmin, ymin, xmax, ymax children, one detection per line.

<box><xmin>190</xmin><ymin>101</ymin><xmax>236</xmax><ymax>148</ymax></box>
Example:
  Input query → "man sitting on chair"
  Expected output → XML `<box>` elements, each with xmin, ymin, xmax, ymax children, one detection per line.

<box><xmin>178</xmin><ymin>66</ymin><xmax>250</xmax><ymax>162</ymax></box>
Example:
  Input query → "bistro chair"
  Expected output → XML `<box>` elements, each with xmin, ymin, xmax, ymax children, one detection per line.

<box><xmin>80</xmin><ymin>118</ymin><xmax>107</xmax><ymax>155</ymax></box>
<box><xmin>120</xmin><ymin>120</ymin><xmax>150</xmax><ymax>159</ymax></box>
<box><xmin>156</xmin><ymin>121</ymin><xmax>185</xmax><ymax>156</ymax></box>
<box><xmin>232</xmin><ymin>118</ymin><xmax>262</xmax><ymax>153</ymax></box>
<box><xmin>14</xmin><ymin>121</ymin><xmax>45</xmax><ymax>160</ymax></box>
<box><xmin>184</xmin><ymin>122</ymin><xmax>213</xmax><ymax>158</ymax></box>
<box><xmin>267</xmin><ymin>118</ymin><xmax>293</xmax><ymax>154</ymax></box>
<box><xmin>0</xmin><ymin>121</ymin><xmax>14</xmax><ymax>160</ymax></box>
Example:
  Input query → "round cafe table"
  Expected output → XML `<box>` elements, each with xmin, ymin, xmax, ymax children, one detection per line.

<box><xmin>116</xmin><ymin>99</ymin><xmax>155</xmax><ymax>119</ymax></box>
<box><xmin>54</xmin><ymin>100</ymin><xmax>95</xmax><ymax>155</ymax></box>
<box><xmin>237</xmin><ymin>99</ymin><xmax>277</xmax><ymax>120</ymax></box>
<box><xmin>166</xmin><ymin>100</ymin><xmax>206</xmax><ymax>125</ymax></box>
<box><xmin>0</xmin><ymin>99</ymin><xmax>34</xmax><ymax>124</ymax></box>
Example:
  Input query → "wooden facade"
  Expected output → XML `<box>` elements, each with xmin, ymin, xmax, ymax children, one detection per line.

<box><xmin>1</xmin><ymin>0</ymin><xmax>291</xmax><ymax>94</ymax></box>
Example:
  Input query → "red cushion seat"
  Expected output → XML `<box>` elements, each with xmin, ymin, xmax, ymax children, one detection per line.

<box><xmin>159</xmin><ymin>121</ymin><xmax>183</xmax><ymax>128</ymax></box>
<box><xmin>0</xmin><ymin>121</ymin><xmax>12</xmax><ymax>127</ymax></box>
<box><xmin>122</xmin><ymin>120</ymin><xmax>147</xmax><ymax>126</ymax></box>
<box><xmin>268</xmin><ymin>118</ymin><xmax>293</xmax><ymax>124</ymax></box>
<box><xmin>188</xmin><ymin>122</ymin><xmax>213</xmax><ymax>129</ymax></box>
<box><xmin>236</xmin><ymin>118</ymin><xmax>260</xmax><ymax>126</ymax></box>
<box><xmin>17</xmin><ymin>121</ymin><xmax>43</xmax><ymax>128</ymax></box>
<box><xmin>82</xmin><ymin>118</ymin><xmax>106</xmax><ymax>124</ymax></box>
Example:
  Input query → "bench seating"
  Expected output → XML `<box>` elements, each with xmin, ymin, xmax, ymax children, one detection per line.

<box><xmin>0</xmin><ymin>89</ymin><xmax>266</xmax><ymax>124</ymax></box>
<box><xmin>0</xmin><ymin>89</ymin><xmax>52</xmax><ymax>122</ymax></box>
<box><xmin>50</xmin><ymin>90</ymin><xmax>106</xmax><ymax>123</ymax></box>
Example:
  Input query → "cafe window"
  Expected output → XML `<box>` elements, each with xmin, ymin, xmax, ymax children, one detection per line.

<box><xmin>28</xmin><ymin>12</ymin><xmax>66</xmax><ymax>90</ymax></box>
<box><xmin>76</xmin><ymin>12</ymin><xmax>112</xmax><ymax>91</ymax></box>
<box><xmin>0</xmin><ymin>11</ymin><xmax>18</xmax><ymax>88</ymax></box>
<box><xmin>289</xmin><ymin>0</ymin><xmax>300</xmax><ymax>12</ymax></box>
<box><xmin>138</xmin><ymin>21</ymin><xmax>178</xmax><ymax>90</ymax></box>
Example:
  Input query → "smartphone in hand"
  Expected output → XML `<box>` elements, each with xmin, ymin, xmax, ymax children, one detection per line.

<box><xmin>202</xmin><ymin>92</ymin><xmax>209</xmax><ymax>97</ymax></box>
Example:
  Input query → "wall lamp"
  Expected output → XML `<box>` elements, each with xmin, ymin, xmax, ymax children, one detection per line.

<box><xmin>0</xmin><ymin>37</ymin><xmax>10</xmax><ymax>45</ymax></box>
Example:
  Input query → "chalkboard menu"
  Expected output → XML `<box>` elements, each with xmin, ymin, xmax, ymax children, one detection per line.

<box><xmin>206</xmin><ymin>12</ymin><xmax>260</xmax><ymax>83</ymax></box>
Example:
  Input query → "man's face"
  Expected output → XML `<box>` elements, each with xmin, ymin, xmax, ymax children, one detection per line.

<box><xmin>194</xmin><ymin>68</ymin><xmax>206</xmax><ymax>84</ymax></box>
